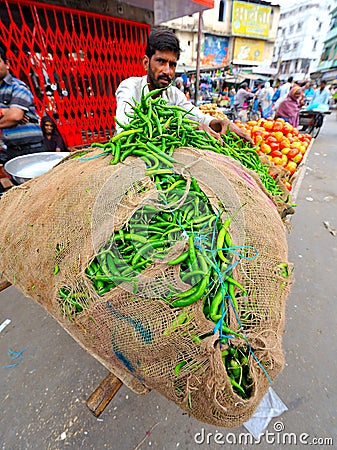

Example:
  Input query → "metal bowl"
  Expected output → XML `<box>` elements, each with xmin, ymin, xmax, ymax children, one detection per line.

<box><xmin>4</xmin><ymin>152</ymin><xmax>70</xmax><ymax>184</ymax></box>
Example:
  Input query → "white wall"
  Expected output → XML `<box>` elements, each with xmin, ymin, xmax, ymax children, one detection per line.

<box><xmin>273</xmin><ymin>0</ymin><xmax>333</xmax><ymax>80</ymax></box>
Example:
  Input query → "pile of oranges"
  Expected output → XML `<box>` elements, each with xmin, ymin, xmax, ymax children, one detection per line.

<box><xmin>236</xmin><ymin>118</ymin><xmax>313</xmax><ymax>191</ymax></box>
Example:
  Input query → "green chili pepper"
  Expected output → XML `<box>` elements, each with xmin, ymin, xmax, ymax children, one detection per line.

<box><xmin>171</xmin><ymin>273</ymin><xmax>210</xmax><ymax>307</ymax></box>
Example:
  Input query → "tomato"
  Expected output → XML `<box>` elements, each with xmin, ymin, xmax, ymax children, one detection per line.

<box><xmin>287</xmin><ymin>148</ymin><xmax>300</xmax><ymax>160</ymax></box>
<box><xmin>273</xmin><ymin>121</ymin><xmax>284</xmax><ymax>132</ymax></box>
<box><xmin>282</xmin><ymin>122</ymin><xmax>294</xmax><ymax>134</ymax></box>
<box><xmin>266</xmin><ymin>135</ymin><xmax>277</xmax><ymax>143</ymax></box>
<box><xmin>281</xmin><ymin>154</ymin><xmax>288</xmax><ymax>165</ymax></box>
<box><xmin>260</xmin><ymin>143</ymin><xmax>272</xmax><ymax>154</ymax></box>
<box><xmin>269</xmin><ymin>142</ymin><xmax>280</xmax><ymax>152</ymax></box>
<box><xmin>270</xmin><ymin>150</ymin><xmax>283</xmax><ymax>158</ymax></box>
<box><xmin>283</xmin><ymin>180</ymin><xmax>292</xmax><ymax>192</ymax></box>
<box><xmin>268</xmin><ymin>168</ymin><xmax>278</xmax><ymax>179</ymax></box>
<box><xmin>272</xmin><ymin>156</ymin><xmax>284</xmax><ymax>166</ymax></box>
<box><xmin>279</xmin><ymin>138</ymin><xmax>290</xmax><ymax>149</ymax></box>
<box><xmin>263</xmin><ymin>120</ymin><xmax>274</xmax><ymax>131</ymax></box>
<box><xmin>292</xmin><ymin>153</ymin><xmax>303</xmax><ymax>164</ymax></box>
<box><xmin>285</xmin><ymin>161</ymin><xmax>297</xmax><ymax>175</ymax></box>
<box><xmin>247</xmin><ymin>120</ymin><xmax>258</xmax><ymax>127</ymax></box>
<box><xmin>273</xmin><ymin>131</ymin><xmax>284</xmax><ymax>142</ymax></box>
<box><xmin>281</xmin><ymin>147</ymin><xmax>291</xmax><ymax>155</ymax></box>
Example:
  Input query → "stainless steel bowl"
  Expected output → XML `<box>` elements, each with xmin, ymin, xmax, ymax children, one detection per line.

<box><xmin>4</xmin><ymin>152</ymin><xmax>70</xmax><ymax>184</ymax></box>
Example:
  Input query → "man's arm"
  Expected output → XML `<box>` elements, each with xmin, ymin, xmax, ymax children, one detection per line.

<box><xmin>167</xmin><ymin>87</ymin><xmax>253</xmax><ymax>143</ymax></box>
<box><xmin>0</xmin><ymin>106</ymin><xmax>25</xmax><ymax>129</ymax></box>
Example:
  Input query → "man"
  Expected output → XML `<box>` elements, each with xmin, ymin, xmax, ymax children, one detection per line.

<box><xmin>274</xmin><ymin>76</ymin><xmax>294</xmax><ymax>110</ymax></box>
<box><xmin>233</xmin><ymin>82</ymin><xmax>254</xmax><ymax>113</ymax></box>
<box><xmin>309</xmin><ymin>80</ymin><xmax>331</xmax><ymax>106</ymax></box>
<box><xmin>175</xmin><ymin>76</ymin><xmax>184</xmax><ymax>92</ymax></box>
<box><xmin>0</xmin><ymin>46</ymin><xmax>44</xmax><ymax>164</ymax></box>
<box><xmin>303</xmin><ymin>81</ymin><xmax>315</xmax><ymax>104</ymax></box>
<box><xmin>115</xmin><ymin>29</ymin><xmax>252</xmax><ymax>143</ymax></box>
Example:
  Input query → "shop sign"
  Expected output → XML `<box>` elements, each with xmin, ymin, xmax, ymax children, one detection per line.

<box><xmin>233</xmin><ymin>38</ymin><xmax>265</xmax><ymax>64</ymax></box>
<box><xmin>202</xmin><ymin>34</ymin><xmax>229</xmax><ymax>66</ymax></box>
<box><xmin>232</xmin><ymin>1</ymin><xmax>271</xmax><ymax>38</ymax></box>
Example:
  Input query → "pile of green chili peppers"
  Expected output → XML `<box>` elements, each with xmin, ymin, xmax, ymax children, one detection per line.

<box><xmin>56</xmin><ymin>88</ymin><xmax>284</xmax><ymax>399</ymax></box>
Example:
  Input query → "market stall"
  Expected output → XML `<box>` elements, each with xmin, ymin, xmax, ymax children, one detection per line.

<box><xmin>0</xmin><ymin>94</ymin><xmax>313</xmax><ymax>425</ymax></box>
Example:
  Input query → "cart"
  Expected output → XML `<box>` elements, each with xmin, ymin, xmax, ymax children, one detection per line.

<box><xmin>298</xmin><ymin>109</ymin><xmax>331</xmax><ymax>138</ymax></box>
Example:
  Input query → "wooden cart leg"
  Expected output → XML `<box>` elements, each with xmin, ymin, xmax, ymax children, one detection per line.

<box><xmin>86</xmin><ymin>372</ymin><xmax>123</xmax><ymax>417</ymax></box>
<box><xmin>0</xmin><ymin>277</ymin><xmax>11</xmax><ymax>292</ymax></box>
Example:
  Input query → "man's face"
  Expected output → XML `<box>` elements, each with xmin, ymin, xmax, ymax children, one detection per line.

<box><xmin>143</xmin><ymin>50</ymin><xmax>178</xmax><ymax>90</ymax></box>
<box><xmin>0</xmin><ymin>56</ymin><xmax>9</xmax><ymax>82</ymax></box>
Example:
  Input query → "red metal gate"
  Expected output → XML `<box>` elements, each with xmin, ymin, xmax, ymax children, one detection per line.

<box><xmin>0</xmin><ymin>0</ymin><xmax>150</xmax><ymax>146</ymax></box>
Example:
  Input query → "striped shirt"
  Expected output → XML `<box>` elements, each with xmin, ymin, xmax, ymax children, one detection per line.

<box><xmin>0</xmin><ymin>73</ymin><xmax>43</xmax><ymax>146</ymax></box>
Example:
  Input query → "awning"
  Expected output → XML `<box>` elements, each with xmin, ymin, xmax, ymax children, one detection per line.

<box><xmin>242</xmin><ymin>73</ymin><xmax>269</xmax><ymax>81</ymax></box>
<box><xmin>154</xmin><ymin>0</ymin><xmax>214</xmax><ymax>25</ymax></box>
<box><xmin>176</xmin><ymin>64</ymin><xmax>229</xmax><ymax>74</ymax></box>
<box><xmin>121</xmin><ymin>0</ymin><xmax>215</xmax><ymax>25</ymax></box>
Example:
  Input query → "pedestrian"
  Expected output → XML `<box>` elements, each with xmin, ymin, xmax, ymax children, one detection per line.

<box><xmin>183</xmin><ymin>86</ymin><xmax>191</xmax><ymax>101</ymax></box>
<box><xmin>41</xmin><ymin>115</ymin><xmax>68</xmax><ymax>152</ymax></box>
<box><xmin>175</xmin><ymin>76</ymin><xmax>184</xmax><ymax>92</ymax></box>
<box><xmin>0</xmin><ymin>46</ymin><xmax>44</xmax><ymax>164</ymax></box>
<box><xmin>274</xmin><ymin>85</ymin><xmax>302</xmax><ymax>128</ymax></box>
<box><xmin>258</xmin><ymin>81</ymin><xmax>274</xmax><ymax>118</ymax></box>
<box><xmin>233</xmin><ymin>82</ymin><xmax>254</xmax><ymax>115</ymax></box>
<box><xmin>309</xmin><ymin>80</ymin><xmax>331</xmax><ymax>107</ymax></box>
<box><xmin>229</xmin><ymin>88</ymin><xmax>236</xmax><ymax>107</ymax></box>
<box><xmin>115</xmin><ymin>29</ymin><xmax>252</xmax><ymax>143</ymax></box>
<box><xmin>303</xmin><ymin>81</ymin><xmax>315</xmax><ymax>104</ymax></box>
<box><xmin>274</xmin><ymin>76</ymin><xmax>294</xmax><ymax>110</ymax></box>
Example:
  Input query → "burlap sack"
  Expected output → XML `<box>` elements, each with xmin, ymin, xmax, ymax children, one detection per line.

<box><xmin>0</xmin><ymin>147</ymin><xmax>291</xmax><ymax>427</ymax></box>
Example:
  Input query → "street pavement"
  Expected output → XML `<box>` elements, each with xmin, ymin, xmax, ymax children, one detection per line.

<box><xmin>1</xmin><ymin>112</ymin><xmax>336</xmax><ymax>450</ymax></box>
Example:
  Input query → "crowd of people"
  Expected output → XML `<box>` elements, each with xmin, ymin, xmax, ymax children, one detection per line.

<box><xmin>173</xmin><ymin>70</ymin><xmax>336</xmax><ymax>127</ymax></box>
<box><xmin>213</xmin><ymin>77</ymin><xmax>335</xmax><ymax>127</ymax></box>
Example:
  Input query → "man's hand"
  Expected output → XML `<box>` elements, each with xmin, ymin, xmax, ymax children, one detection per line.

<box><xmin>197</xmin><ymin>122</ymin><xmax>224</xmax><ymax>143</ymax></box>
<box><xmin>224</xmin><ymin>120</ymin><xmax>254</xmax><ymax>144</ymax></box>
<box><xmin>209</xmin><ymin>118</ymin><xmax>254</xmax><ymax>145</ymax></box>
<box><xmin>19</xmin><ymin>113</ymin><xmax>30</xmax><ymax>125</ymax></box>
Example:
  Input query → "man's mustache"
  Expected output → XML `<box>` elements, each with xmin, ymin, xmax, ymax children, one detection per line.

<box><xmin>158</xmin><ymin>75</ymin><xmax>172</xmax><ymax>83</ymax></box>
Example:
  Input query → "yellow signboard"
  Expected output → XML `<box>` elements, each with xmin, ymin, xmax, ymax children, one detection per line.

<box><xmin>233</xmin><ymin>38</ymin><xmax>265</xmax><ymax>63</ymax></box>
<box><xmin>232</xmin><ymin>1</ymin><xmax>271</xmax><ymax>38</ymax></box>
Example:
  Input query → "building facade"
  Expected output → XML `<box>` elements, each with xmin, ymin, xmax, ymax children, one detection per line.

<box><xmin>271</xmin><ymin>0</ymin><xmax>334</xmax><ymax>81</ymax></box>
<box><xmin>161</xmin><ymin>0</ymin><xmax>281</xmax><ymax>80</ymax></box>
<box><xmin>313</xmin><ymin>1</ymin><xmax>337</xmax><ymax>82</ymax></box>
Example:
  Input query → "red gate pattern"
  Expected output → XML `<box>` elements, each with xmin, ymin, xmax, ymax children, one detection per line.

<box><xmin>0</xmin><ymin>0</ymin><xmax>150</xmax><ymax>146</ymax></box>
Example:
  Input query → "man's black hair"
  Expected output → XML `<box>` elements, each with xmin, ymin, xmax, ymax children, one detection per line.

<box><xmin>0</xmin><ymin>46</ymin><xmax>6</xmax><ymax>61</ymax></box>
<box><xmin>240</xmin><ymin>82</ymin><xmax>248</xmax><ymax>89</ymax></box>
<box><xmin>145</xmin><ymin>29</ymin><xmax>181</xmax><ymax>60</ymax></box>
<box><xmin>288</xmin><ymin>76</ymin><xmax>294</xmax><ymax>83</ymax></box>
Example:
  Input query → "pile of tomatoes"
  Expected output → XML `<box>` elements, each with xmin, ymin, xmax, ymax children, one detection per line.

<box><xmin>235</xmin><ymin>118</ymin><xmax>313</xmax><ymax>191</ymax></box>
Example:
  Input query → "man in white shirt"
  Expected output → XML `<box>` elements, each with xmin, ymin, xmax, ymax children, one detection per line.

<box><xmin>115</xmin><ymin>29</ymin><xmax>252</xmax><ymax>142</ymax></box>
<box><xmin>274</xmin><ymin>76</ymin><xmax>294</xmax><ymax>110</ymax></box>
